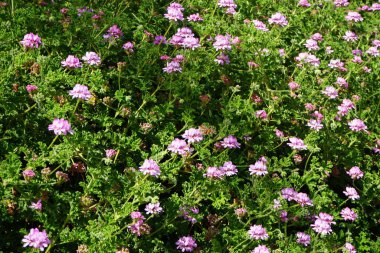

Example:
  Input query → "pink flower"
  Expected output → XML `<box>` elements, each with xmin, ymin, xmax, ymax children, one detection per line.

<box><xmin>343</xmin><ymin>187</ymin><xmax>360</xmax><ymax>200</ymax></box>
<box><xmin>248</xmin><ymin>225</ymin><xmax>269</xmax><ymax>240</ymax></box>
<box><xmin>48</xmin><ymin>118</ymin><xmax>73</xmax><ymax>135</ymax></box>
<box><xmin>343</xmin><ymin>31</ymin><xmax>358</xmax><ymax>41</ymax></box>
<box><xmin>279</xmin><ymin>48</ymin><xmax>285</xmax><ymax>56</ymax></box>
<box><xmin>163</xmin><ymin>61</ymin><xmax>182</xmax><ymax>73</ymax></box>
<box><xmin>305</xmin><ymin>103</ymin><xmax>316</xmax><ymax>111</ymax></box>
<box><xmin>164</xmin><ymin>2</ymin><xmax>184</xmax><ymax>21</ymax></box>
<box><xmin>311</xmin><ymin>212</ymin><xmax>335</xmax><ymax>235</ymax></box>
<box><xmin>334</xmin><ymin>0</ymin><xmax>349</xmax><ymax>7</ymax></box>
<box><xmin>288</xmin><ymin>81</ymin><xmax>300</xmax><ymax>91</ymax></box>
<box><xmin>255</xmin><ymin>110</ymin><xmax>267</xmax><ymax>119</ymax></box>
<box><xmin>328</xmin><ymin>59</ymin><xmax>345</xmax><ymax>70</ymax></box>
<box><xmin>204</xmin><ymin>166</ymin><xmax>224</xmax><ymax>179</ymax></box>
<box><xmin>82</xmin><ymin>52</ymin><xmax>101</xmax><ymax>66</ymax></box>
<box><xmin>218</xmin><ymin>0</ymin><xmax>237</xmax><ymax>8</ymax></box>
<box><xmin>103</xmin><ymin>25</ymin><xmax>123</xmax><ymax>39</ymax></box>
<box><xmin>145</xmin><ymin>202</ymin><xmax>163</xmax><ymax>215</ymax></box>
<box><xmin>325</xmin><ymin>46</ymin><xmax>334</xmax><ymax>54</ymax></box>
<box><xmin>322</xmin><ymin>86</ymin><xmax>339</xmax><ymax>99</ymax></box>
<box><xmin>20</xmin><ymin>33</ymin><xmax>42</xmax><ymax>48</ymax></box>
<box><xmin>366</xmin><ymin>46</ymin><xmax>379</xmax><ymax>57</ymax></box>
<box><xmin>26</xmin><ymin>84</ymin><xmax>38</xmax><ymax>93</ymax></box>
<box><xmin>298</xmin><ymin>0</ymin><xmax>311</xmax><ymax>7</ymax></box>
<box><xmin>139</xmin><ymin>159</ymin><xmax>160</xmax><ymax>177</ymax></box>
<box><xmin>345</xmin><ymin>12</ymin><xmax>363</xmax><ymax>22</ymax></box>
<box><xmin>22</xmin><ymin>228</ymin><xmax>50</xmax><ymax>251</ymax></box>
<box><xmin>347</xmin><ymin>166</ymin><xmax>364</xmax><ymax>179</ymax></box>
<box><xmin>352</xmin><ymin>56</ymin><xmax>363</xmax><ymax>63</ymax></box>
<box><xmin>220</xmin><ymin>161</ymin><xmax>238</xmax><ymax>176</ymax></box>
<box><xmin>23</xmin><ymin>169</ymin><xmax>36</xmax><ymax>180</ymax></box>
<box><xmin>294</xmin><ymin>192</ymin><xmax>313</xmax><ymax>207</ymax></box>
<box><xmin>235</xmin><ymin>207</ymin><xmax>247</xmax><ymax>217</ymax></box>
<box><xmin>275</xmin><ymin>129</ymin><xmax>284</xmax><ymax>137</ymax></box>
<box><xmin>273</xmin><ymin>199</ymin><xmax>282</xmax><ymax>209</ymax></box>
<box><xmin>268</xmin><ymin>12</ymin><xmax>288</xmax><ymax>27</ymax></box>
<box><xmin>348</xmin><ymin>119</ymin><xmax>367</xmax><ymax>132</ymax></box>
<box><xmin>30</xmin><ymin>199</ymin><xmax>42</xmax><ymax>210</ymax></box>
<box><xmin>220</xmin><ymin>135</ymin><xmax>241</xmax><ymax>149</ymax></box>
<box><xmin>215</xmin><ymin>53</ymin><xmax>230</xmax><ymax>65</ymax></box>
<box><xmin>69</xmin><ymin>84</ymin><xmax>92</xmax><ymax>100</ymax></box>
<box><xmin>105</xmin><ymin>149</ymin><xmax>117</xmax><ymax>158</ymax></box>
<box><xmin>249</xmin><ymin>157</ymin><xmax>268</xmax><ymax>176</ymax></box>
<box><xmin>336</xmin><ymin>77</ymin><xmax>349</xmax><ymax>88</ymax></box>
<box><xmin>304</xmin><ymin>39</ymin><xmax>319</xmax><ymax>51</ymax></box>
<box><xmin>168</xmin><ymin>138</ymin><xmax>191</xmax><ymax>155</ymax></box>
<box><xmin>311</xmin><ymin>33</ymin><xmax>323</xmax><ymax>41</ymax></box>
<box><xmin>122</xmin><ymin>42</ymin><xmax>134</xmax><ymax>52</ymax></box>
<box><xmin>61</xmin><ymin>55</ymin><xmax>82</xmax><ymax>68</ymax></box>
<box><xmin>280</xmin><ymin>211</ymin><xmax>288</xmax><ymax>222</ymax></box>
<box><xmin>182</xmin><ymin>128</ymin><xmax>203</xmax><ymax>143</ymax></box>
<box><xmin>296</xmin><ymin>232</ymin><xmax>311</xmax><ymax>246</ymax></box>
<box><xmin>252</xmin><ymin>20</ymin><xmax>269</xmax><ymax>32</ymax></box>
<box><xmin>287</xmin><ymin>137</ymin><xmax>307</xmax><ymax>150</ymax></box>
<box><xmin>251</xmin><ymin>245</ymin><xmax>270</xmax><ymax>253</ymax></box>
<box><xmin>187</xmin><ymin>13</ymin><xmax>203</xmax><ymax>22</ymax></box>
<box><xmin>344</xmin><ymin>243</ymin><xmax>356</xmax><ymax>253</ymax></box>
<box><xmin>213</xmin><ymin>34</ymin><xmax>232</xmax><ymax>51</ymax></box>
<box><xmin>281</xmin><ymin>188</ymin><xmax>297</xmax><ymax>201</ymax></box>
<box><xmin>340</xmin><ymin>207</ymin><xmax>357</xmax><ymax>221</ymax></box>
<box><xmin>176</xmin><ymin>236</ymin><xmax>197</xmax><ymax>252</ymax></box>
<box><xmin>307</xmin><ymin>119</ymin><xmax>323</xmax><ymax>131</ymax></box>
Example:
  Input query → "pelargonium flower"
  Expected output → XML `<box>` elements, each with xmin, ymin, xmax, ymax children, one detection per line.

<box><xmin>343</xmin><ymin>187</ymin><xmax>360</xmax><ymax>200</ymax></box>
<box><xmin>347</xmin><ymin>166</ymin><xmax>364</xmax><ymax>179</ymax></box>
<box><xmin>348</xmin><ymin>119</ymin><xmax>367</xmax><ymax>132</ymax></box>
<box><xmin>298</xmin><ymin>0</ymin><xmax>311</xmax><ymax>7</ymax></box>
<box><xmin>220</xmin><ymin>161</ymin><xmax>238</xmax><ymax>176</ymax></box>
<box><xmin>322</xmin><ymin>86</ymin><xmax>338</xmax><ymax>99</ymax></box>
<box><xmin>235</xmin><ymin>207</ymin><xmax>247</xmax><ymax>217</ymax></box>
<box><xmin>30</xmin><ymin>199</ymin><xmax>42</xmax><ymax>210</ymax></box>
<box><xmin>213</xmin><ymin>34</ymin><xmax>232</xmax><ymax>51</ymax></box>
<box><xmin>22</xmin><ymin>228</ymin><xmax>50</xmax><ymax>251</ymax></box>
<box><xmin>251</xmin><ymin>245</ymin><xmax>270</xmax><ymax>253</ymax></box>
<box><xmin>343</xmin><ymin>31</ymin><xmax>358</xmax><ymax>42</ymax></box>
<box><xmin>164</xmin><ymin>2</ymin><xmax>184</xmax><ymax>21</ymax></box>
<box><xmin>296</xmin><ymin>232</ymin><xmax>311</xmax><ymax>246</ymax></box>
<box><xmin>311</xmin><ymin>212</ymin><xmax>335</xmax><ymax>235</ymax></box>
<box><xmin>280</xmin><ymin>211</ymin><xmax>288</xmax><ymax>222</ymax></box>
<box><xmin>334</xmin><ymin>0</ymin><xmax>349</xmax><ymax>7</ymax></box>
<box><xmin>249</xmin><ymin>157</ymin><xmax>268</xmax><ymax>176</ymax></box>
<box><xmin>288</xmin><ymin>81</ymin><xmax>300</xmax><ymax>91</ymax></box>
<box><xmin>23</xmin><ymin>169</ymin><xmax>36</xmax><ymax>180</ymax></box>
<box><xmin>61</xmin><ymin>55</ymin><xmax>82</xmax><ymax>68</ymax></box>
<box><xmin>287</xmin><ymin>137</ymin><xmax>307</xmax><ymax>150</ymax></box>
<box><xmin>182</xmin><ymin>128</ymin><xmax>203</xmax><ymax>143</ymax></box>
<box><xmin>352</xmin><ymin>56</ymin><xmax>363</xmax><ymax>63</ymax></box>
<box><xmin>252</xmin><ymin>20</ymin><xmax>269</xmax><ymax>32</ymax></box>
<box><xmin>163</xmin><ymin>61</ymin><xmax>182</xmax><ymax>73</ymax></box>
<box><xmin>145</xmin><ymin>202</ymin><xmax>163</xmax><ymax>215</ymax></box>
<box><xmin>281</xmin><ymin>188</ymin><xmax>297</xmax><ymax>201</ymax></box>
<box><xmin>69</xmin><ymin>84</ymin><xmax>92</xmax><ymax>100</ymax></box>
<box><xmin>294</xmin><ymin>192</ymin><xmax>313</xmax><ymax>207</ymax></box>
<box><xmin>187</xmin><ymin>13</ymin><xmax>203</xmax><ymax>22</ymax></box>
<box><xmin>204</xmin><ymin>166</ymin><xmax>224</xmax><ymax>179</ymax></box>
<box><xmin>218</xmin><ymin>0</ymin><xmax>237</xmax><ymax>8</ymax></box>
<box><xmin>336</xmin><ymin>77</ymin><xmax>349</xmax><ymax>88</ymax></box>
<box><xmin>105</xmin><ymin>149</ymin><xmax>117</xmax><ymax>158</ymax></box>
<box><xmin>220</xmin><ymin>135</ymin><xmax>241</xmax><ymax>149</ymax></box>
<box><xmin>345</xmin><ymin>12</ymin><xmax>363</xmax><ymax>22</ymax></box>
<box><xmin>366</xmin><ymin>46</ymin><xmax>379</xmax><ymax>57</ymax></box>
<box><xmin>26</xmin><ymin>84</ymin><xmax>38</xmax><ymax>93</ymax></box>
<box><xmin>139</xmin><ymin>159</ymin><xmax>161</xmax><ymax>177</ymax></box>
<box><xmin>344</xmin><ymin>243</ymin><xmax>356</xmax><ymax>253</ymax></box>
<box><xmin>181</xmin><ymin>37</ymin><xmax>201</xmax><ymax>50</ymax></box>
<box><xmin>168</xmin><ymin>138</ymin><xmax>191</xmax><ymax>155</ymax></box>
<box><xmin>154</xmin><ymin>35</ymin><xmax>167</xmax><ymax>45</ymax></box>
<box><xmin>82</xmin><ymin>52</ymin><xmax>101</xmax><ymax>66</ymax></box>
<box><xmin>122</xmin><ymin>42</ymin><xmax>134</xmax><ymax>52</ymax></box>
<box><xmin>248</xmin><ymin>225</ymin><xmax>269</xmax><ymax>240</ymax></box>
<box><xmin>307</xmin><ymin>119</ymin><xmax>323</xmax><ymax>131</ymax></box>
<box><xmin>304</xmin><ymin>39</ymin><xmax>319</xmax><ymax>51</ymax></box>
<box><xmin>273</xmin><ymin>199</ymin><xmax>282</xmax><ymax>209</ymax></box>
<box><xmin>48</xmin><ymin>118</ymin><xmax>73</xmax><ymax>135</ymax></box>
<box><xmin>176</xmin><ymin>236</ymin><xmax>197</xmax><ymax>252</ymax></box>
<box><xmin>103</xmin><ymin>24</ymin><xmax>123</xmax><ymax>39</ymax></box>
<box><xmin>215</xmin><ymin>53</ymin><xmax>230</xmax><ymax>65</ymax></box>
<box><xmin>340</xmin><ymin>207</ymin><xmax>357</xmax><ymax>221</ymax></box>
<box><xmin>328</xmin><ymin>59</ymin><xmax>345</xmax><ymax>70</ymax></box>
<box><xmin>20</xmin><ymin>33</ymin><xmax>42</xmax><ymax>49</ymax></box>
<box><xmin>255</xmin><ymin>110</ymin><xmax>267</xmax><ymax>119</ymax></box>
<box><xmin>268</xmin><ymin>12</ymin><xmax>288</xmax><ymax>27</ymax></box>
<box><xmin>311</xmin><ymin>33</ymin><xmax>323</xmax><ymax>41</ymax></box>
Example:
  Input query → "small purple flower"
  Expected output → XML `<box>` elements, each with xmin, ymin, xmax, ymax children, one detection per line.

<box><xmin>105</xmin><ymin>149</ymin><xmax>117</xmax><ymax>158</ymax></box>
<box><xmin>307</xmin><ymin>119</ymin><xmax>323</xmax><ymax>131</ymax></box>
<box><xmin>181</xmin><ymin>37</ymin><xmax>201</xmax><ymax>50</ymax></box>
<box><xmin>251</xmin><ymin>245</ymin><xmax>270</xmax><ymax>253</ymax></box>
<box><xmin>288</xmin><ymin>81</ymin><xmax>300</xmax><ymax>91</ymax></box>
<box><xmin>249</xmin><ymin>157</ymin><xmax>268</xmax><ymax>176</ymax></box>
<box><xmin>163</xmin><ymin>61</ymin><xmax>182</xmax><ymax>73</ymax></box>
<box><xmin>20</xmin><ymin>33</ymin><xmax>42</xmax><ymax>49</ymax></box>
<box><xmin>204</xmin><ymin>166</ymin><xmax>224</xmax><ymax>179</ymax></box>
<box><xmin>334</xmin><ymin>0</ymin><xmax>349</xmax><ymax>7</ymax></box>
<box><xmin>23</xmin><ymin>169</ymin><xmax>36</xmax><ymax>180</ymax></box>
<box><xmin>345</xmin><ymin>12</ymin><xmax>363</xmax><ymax>22</ymax></box>
<box><xmin>366</xmin><ymin>46</ymin><xmax>379</xmax><ymax>57</ymax></box>
<box><xmin>252</xmin><ymin>20</ymin><xmax>269</xmax><ymax>32</ymax></box>
<box><xmin>220</xmin><ymin>161</ymin><xmax>238</xmax><ymax>176</ymax></box>
<box><xmin>123</xmin><ymin>42</ymin><xmax>134</xmax><ymax>52</ymax></box>
<box><xmin>343</xmin><ymin>187</ymin><xmax>360</xmax><ymax>200</ymax></box>
<box><xmin>311</xmin><ymin>33</ymin><xmax>323</xmax><ymax>41</ymax></box>
<box><xmin>344</xmin><ymin>243</ymin><xmax>356</xmax><ymax>253</ymax></box>
<box><xmin>145</xmin><ymin>202</ymin><xmax>163</xmax><ymax>215</ymax></box>
<box><xmin>296</xmin><ymin>232</ymin><xmax>311</xmax><ymax>246</ymax></box>
<box><xmin>215</xmin><ymin>53</ymin><xmax>230</xmax><ymax>65</ymax></box>
<box><xmin>343</xmin><ymin>31</ymin><xmax>358</xmax><ymax>42</ymax></box>
<box><xmin>235</xmin><ymin>207</ymin><xmax>247</xmax><ymax>217</ymax></box>
<box><xmin>22</xmin><ymin>228</ymin><xmax>50</xmax><ymax>251</ymax></box>
<box><xmin>218</xmin><ymin>0</ymin><xmax>237</xmax><ymax>8</ymax></box>
<box><xmin>168</xmin><ymin>138</ymin><xmax>191</xmax><ymax>156</ymax></box>
<box><xmin>304</xmin><ymin>39</ymin><xmax>319</xmax><ymax>51</ymax></box>
<box><xmin>255</xmin><ymin>110</ymin><xmax>267</xmax><ymax>119</ymax></box>
<box><xmin>69</xmin><ymin>84</ymin><xmax>92</xmax><ymax>100</ymax></box>
<box><xmin>82</xmin><ymin>52</ymin><xmax>101</xmax><ymax>66</ymax></box>
<box><xmin>220</xmin><ymin>135</ymin><xmax>241</xmax><ymax>149</ymax></box>
<box><xmin>176</xmin><ymin>236</ymin><xmax>197</xmax><ymax>252</ymax></box>
<box><xmin>103</xmin><ymin>24</ymin><xmax>123</xmax><ymax>39</ymax></box>
<box><xmin>187</xmin><ymin>13</ymin><xmax>203</xmax><ymax>22</ymax></box>
<box><xmin>30</xmin><ymin>199</ymin><xmax>42</xmax><ymax>210</ymax></box>
<box><xmin>213</xmin><ymin>34</ymin><xmax>232</xmax><ymax>51</ymax></box>
<box><xmin>248</xmin><ymin>225</ymin><xmax>269</xmax><ymax>240</ymax></box>
<box><xmin>294</xmin><ymin>192</ymin><xmax>313</xmax><ymax>207</ymax></box>
<box><xmin>281</xmin><ymin>188</ymin><xmax>297</xmax><ymax>201</ymax></box>
<box><xmin>340</xmin><ymin>207</ymin><xmax>357</xmax><ymax>221</ymax></box>
<box><xmin>347</xmin><ymin>166</ymin><xmax>364</xmax><ymax>179</ymax></box>
<box><xmin>311</xmin><ymin>212</ymin><xmax>335</xmax><ymax>235</ymax></box>
<box><xmin>348</xmin><ymin>119</ymin><xmax>367</xmax><ymax>132</ymax></box>
<box><xmin>322</xmin><ymin>86</ymin><xmax>339</xmax><ymax>99</ymax></box>
<box><xmin>26</xmin><ymin>84</ymin><xmax>38</xmax><ymax>93</ymax></box>
<box><xmin>328</xmin><ymin>59</ymin><xmax>345</xmax><ymax>70</ymax></box>
<box><xmin>268</xmin><ymin>12</ymin><xmax>288</xmax><ymax>27</ymax></box>
<box><xmin>154</xmin><ymin>35</ymin><xmax>167</xmax><ymax>45</ymax></box>
<box><xmin>139</xmin><ymin>159</ymin><xmax>160</xmax><ymax>177</ymax></box>
<box><xmin>298</xmin><ymin>0</ymin><xmax>311</xmax><ymax>7</ymax></box>
<box><xmin>48</xmin><ymin>118</ymin><xmax>73</xmax><ymax>135</ymax></box>
<box><xmin>164</xmin><ymin>2</ymin><xmax>184</xmax><ymax>21</ymax></box>
<box><xmin>61</xmin><ymin>55</ymin><xmax>82</xmax><ymax>68</ymax></box>
<box><xmin>287</xmin><ymin>137</ymin><xmax>307</xmax><ymax>150</ymax></box>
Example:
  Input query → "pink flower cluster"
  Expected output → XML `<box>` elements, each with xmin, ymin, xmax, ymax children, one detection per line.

<box><xmin>103</xmin><ymin>24</ymin><xmax>123</xmax><ymax>39</ymax></box>
<box><xmin>176</xmin><ymin>236</ymin><xmax>197</xmax><ymax>252</ymax></box>
<box><xmin>311</xmin><ymin>212</ymin><xmax>335</xmax><ymax>235</ymax></box>
<box><xmin>249</xmin><ymin>157</ymin><xmax>268</xmax><ymax>176</ymax></box>
<box><xmin>163</xmin><ymin>54</ymin><xmax>185</xmax><ymax>73</ymax></box>
<box><xmin>48</xmin><ymin>118</ymin><xmax>73</xmax><ymax>135</ymax></box>
<box><xmin>218</xmin><ymin>0</ymin><xmax>237</xmax><ymax>15</ymax></box>
<box><xmin>287</xmin><ymin>137</ymin><xmax>307</xmax><ymax>150</ymax></box>
<box><xmin>20</xmin><ymin>33</ymin><xmax>42</xmax><ymax>49</ymax></box>
<box><xmin>128</xmin><ymin>211</ymin><xmax>149</xmax><ymax>236</ymax></box>
<box><xmin>281</xmin><ymin>188</ymin><xmax>313</xmax><ymax>207</ymax></box>
<box><xmin>248</xmin><ymin>224</ymin><xmax>269</xmax><ymax>240</ymax></box>
<box><xmin>204</xmin><ymin>161</ymin><xmax>238</xmax><ymax>179</ymax></box>
<box><xmin>22</xmin><ymin>228</ymin><xmax>50</xmax><ymax>251</ymax></box>
<box><xmin>69</xmin><ymin>84</ymin><xmax>92</xmax><ymax>100</ymax></box>
<box><xmin>268</xmin><ymin>13</ymin><xmax>288</xmax><ymax>27</ymax></box>
<box><xmin>139</xmin><ymin>159</ymin><xmax>161</xmax><ymax>177</ymax></box>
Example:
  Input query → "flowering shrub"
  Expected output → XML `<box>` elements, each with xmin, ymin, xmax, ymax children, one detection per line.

<box><xmin>1</xmin><ymin>0</ymin><xmax>380</xmax><ymax>252</ymax></box>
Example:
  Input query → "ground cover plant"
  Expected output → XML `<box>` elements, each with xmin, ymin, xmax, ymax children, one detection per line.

<box><xmin>0</xmin><ymin>0</ymin><xmax>380</xmax><ymax>252</ymax></box>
